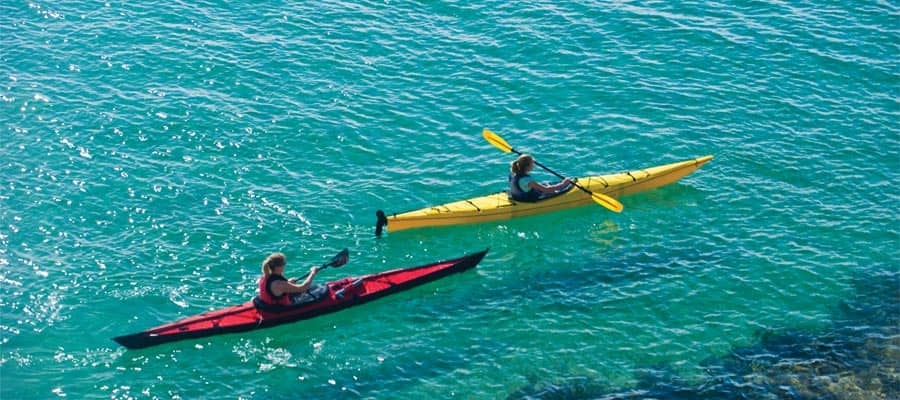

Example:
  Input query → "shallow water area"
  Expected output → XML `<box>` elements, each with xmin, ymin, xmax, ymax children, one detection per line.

<box><xmin>2</xmin><ymin>1</ymin><xmax>898</xmax><ymax>399</ymax></box>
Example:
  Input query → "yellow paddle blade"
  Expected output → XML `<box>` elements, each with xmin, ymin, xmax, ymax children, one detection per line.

<box><xmin>482</xmin><ymin>129</ymin><xmax>513</xmax><ymax>153</ymax></box>
<box><xmin>591</xmin><ymin>192</ymin><xmax>624</xmax><ymax>213</ymax></box>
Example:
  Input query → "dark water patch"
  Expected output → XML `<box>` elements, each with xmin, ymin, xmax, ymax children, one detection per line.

<box><xmin>507</xmin><ymin>270</ymin><xmax>899</xmax><ymax>399</ymax></box>
<box><xmin>241</xmin><ymin>325</ymin><xmax>500</xmax><ymax>400</ymax></box>
<box><xmin>506</xmin><ymin>376</ymin><xmax>612</xmax><ymax>400</ymax></box>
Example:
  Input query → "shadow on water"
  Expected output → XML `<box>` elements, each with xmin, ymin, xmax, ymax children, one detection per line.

<box><xmin>248</xmin><ymin>247</ymin><xmax>706</xmax><ymax>399</ymax></box>
<box><xmin>244</xmin><ymin>282</ymin><xmax>499</xmax><ymax>400</ymax></box>
<box><xmin>507</xmin><ymin>269</ymin><xmax>900</xmax><ymax>400</ymax></box>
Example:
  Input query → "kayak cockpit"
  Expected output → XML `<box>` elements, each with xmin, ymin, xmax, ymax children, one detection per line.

<box><xmin>508</xmin><ymin>181</ymin><xmax>576</xmax><ymax>203</ymax></box>
<box><xmin>251</xmin><ymin>284</ymin><xmax>330</xmax><ymax>313</ymax></box>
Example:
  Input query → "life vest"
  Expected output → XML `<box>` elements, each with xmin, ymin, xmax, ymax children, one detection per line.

<box><xmin>509</xmin><ymin>173</ymin><xmax>540</xmax><ymax>202</ymax></box>
<box><xmin>258</xmin><ymin>274</ymin><xmax>292</xmax><ymax>306</ymax></box>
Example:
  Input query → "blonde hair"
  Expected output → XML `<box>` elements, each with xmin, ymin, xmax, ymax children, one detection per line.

<box><xmin>510</xmin><ymin>154</ymin><xmax>534</xmax><ymax>175</ymax></box>
<box><xmin>261</xmin><ymin>253</ymin><xmax>286</xmax><ymax>276</ymax></box>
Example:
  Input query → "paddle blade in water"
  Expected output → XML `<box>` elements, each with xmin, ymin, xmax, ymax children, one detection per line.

<box><xmin>592</xmin><ymin>192</ymin><xmax>624</xmax><ymax>213</ymax></box>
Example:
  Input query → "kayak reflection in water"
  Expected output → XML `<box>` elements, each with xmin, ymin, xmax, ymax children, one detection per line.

<box><xmin>508</xmin><ymin>154</ymin><xmax>574</xmax><ymax>202</ymax></box>
<box><xmin>257</xmin><ymin>252</ymin><xmax>321</xmax><ymax>307</ymax></box>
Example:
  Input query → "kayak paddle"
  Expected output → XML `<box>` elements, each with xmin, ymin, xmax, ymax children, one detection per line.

<box><xmin>297</xmin><ymin>248</ymin><xmax>350</xmax><ymax>279</ymax></box>
<box><xmin>482</xmin><ymin>129</ymin><xmax>624</xmax><ymax>213</ymax></box>
<box><xmin>325</xmin><ymin>248</ymin><xmax>350</xmax><ymax>269</ymax></box>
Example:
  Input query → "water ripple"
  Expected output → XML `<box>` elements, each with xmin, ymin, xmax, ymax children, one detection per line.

<box><xmin>2</xmin><ymin>0</ymin><xmax>898</xmax><ymax>398</ymax></box>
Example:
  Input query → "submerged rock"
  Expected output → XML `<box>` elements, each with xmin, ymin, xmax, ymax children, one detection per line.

<box><xmin>508</xmin><ymin>274</ymin><xmax>899</xmax><ymax>399</ymax></box>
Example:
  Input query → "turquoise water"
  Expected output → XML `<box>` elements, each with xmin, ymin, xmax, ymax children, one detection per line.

<box><xmin>2</xmin><ymin>1</ymin><xmax>898</xmax><ymax>398</ymax></box>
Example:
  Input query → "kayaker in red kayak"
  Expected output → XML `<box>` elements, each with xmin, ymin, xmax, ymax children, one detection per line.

<box><xmin>509</xmin><ymin>154</ymin><xmax>573</xmax><ymax>202</ymax></box>
<box><xmin>257</xmin><ymin>252</ymin><xmax>321</xmax><ymax>306</ymax></box>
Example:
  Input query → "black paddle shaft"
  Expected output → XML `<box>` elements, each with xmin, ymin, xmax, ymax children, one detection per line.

<box><xmin>510</xmin><ymin>149</ymin><xmax>597</xmax><ymax>194</ymax></box>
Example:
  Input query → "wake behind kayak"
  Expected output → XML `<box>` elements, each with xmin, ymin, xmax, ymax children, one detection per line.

<box><xmin>113</xmin><ymin>249</ymin><xmax>488</xmax><ymax>349</ymax></box>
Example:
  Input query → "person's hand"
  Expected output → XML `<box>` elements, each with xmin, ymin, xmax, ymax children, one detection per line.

<box><xmin>564</xmin><ymin>177</ymin><xmax>573</xmax><ymax>184</ymax></box>
<box><xmin>309</xmin><ymin>266</ymin><xmax>320</xmax><ymax>275</ymax></box>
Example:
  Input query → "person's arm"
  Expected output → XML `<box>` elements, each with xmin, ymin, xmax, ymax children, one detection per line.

<box><xmin>271</xmin><ymin>267</ymin><xmax>320</xmax><ymax>296</ymax></box>
<box><xmin>528</xmin><ymin>178</ymin><xmax>573</xmax><ymax>193</ymax></box>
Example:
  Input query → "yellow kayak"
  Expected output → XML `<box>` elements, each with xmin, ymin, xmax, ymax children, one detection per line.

<box><xmin>375</xmin><ymin>155</ymin><xmax>713</xmax><ymax>234</ymax></box>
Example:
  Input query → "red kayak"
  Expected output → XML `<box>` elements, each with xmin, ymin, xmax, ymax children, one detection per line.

<box><xmin>113</xmin><ymin>249</ymin><xmax>487</xmax><ymax>349</ymax></box>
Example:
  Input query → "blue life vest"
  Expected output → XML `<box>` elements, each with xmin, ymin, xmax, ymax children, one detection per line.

<box><xmin>509</xmin><ymin>174</ymin><xmax>541</xmax><ymax>202</ymax></box>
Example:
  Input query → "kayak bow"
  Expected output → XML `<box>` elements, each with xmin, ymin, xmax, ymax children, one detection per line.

<box><xmin>113</xmin><ymin>249</ymin><xmax>488</xmax><ymax>349</ymax></box>
<box><xmin>376</xmin><ymin>156</ymin><xmax>713</xmax><ymax>234</ymax></box>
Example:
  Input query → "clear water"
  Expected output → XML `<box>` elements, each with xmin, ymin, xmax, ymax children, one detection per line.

<box><xmin>2</xmin><ymin>1</ymin><xmax>897</xmax><ymax>398</ymax></box>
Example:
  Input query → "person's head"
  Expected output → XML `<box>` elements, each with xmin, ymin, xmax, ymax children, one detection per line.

<box><xmin>261</xmin><ymin>253</ymin><xmax>286</xmax><ymax>276</ymax></box>
<box><xmin>510</xmin><ymin>154</ymin><xmax>535</xmax><ymax>175</ymax></box>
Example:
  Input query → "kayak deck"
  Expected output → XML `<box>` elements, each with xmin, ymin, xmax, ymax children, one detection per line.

<box><xmin>377</xmin><ymin>155</ymin><xmax>713</xmax><ymax>233</ymax></box>
<box><xmin>113</xmin><ymin>249</ymin><xmax>488</xmax><ymax>349</ymax></box>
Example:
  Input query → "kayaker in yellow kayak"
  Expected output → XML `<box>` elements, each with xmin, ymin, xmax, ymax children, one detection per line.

<box><xmin>257</xmin><ymin>252</ymin><xmax>321</xmax><ymax>307</ymax></box>
<box><xmin>509</xmin><ymin>154</ymin><xmax>574</xmax><ymax>202</ymax></box>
